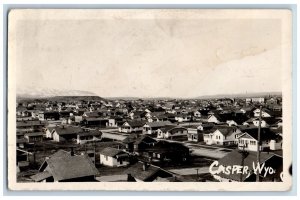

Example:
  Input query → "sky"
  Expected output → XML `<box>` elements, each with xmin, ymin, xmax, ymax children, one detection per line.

<box><xmin>14</xmin><ymin>10</ymin><xmax>285</xmax><ymax>98</ymax></box>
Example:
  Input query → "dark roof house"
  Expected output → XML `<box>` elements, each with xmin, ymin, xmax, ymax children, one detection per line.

<box><xmin>125</xmin><ymin>161</ymin><xmax>173</xmax><ymax>182</ymax></box>
<box><xmin>31</xmin><ymin>150</ymin><xmax>99</xmax><ymax>182</ymax></box>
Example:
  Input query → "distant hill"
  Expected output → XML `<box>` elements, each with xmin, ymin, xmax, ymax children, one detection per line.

<box><xmin>106</xmin><ymin>97</ymin><xmax>176</xmax><ymax>101</ymax></box>
<box><xmin>17</xmin><ymin>88</ymin><xmax>105</xmax><ymax>102</ymax></box>
<box><xmin>105</xmin><ymin>92</ymin><xmax>282</xmax><ymax>101</ymax></box>
<box><xmin>45</xmin><ymin>96</ymin><xmax>105</xmax><ymax>102</ymax></box>
<box><xmin>17</xmin><ymin>95</ymin><xmax>105</xmax><ymax>103</ymax></box>
<box><xmin>17</xmin><ymin>88</ymin><xmax>99</xmax><ymax>98</ymax></box>
<box><xmin>193</xmin><ymin>92</ymin><xmax>282</xmax><ymax>100</ymax></box>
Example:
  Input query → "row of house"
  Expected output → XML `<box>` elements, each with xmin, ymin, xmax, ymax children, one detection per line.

<box><xmin>17</xmin><ymin>95</ymin><xmax>283</xmax><ymax>183</ymax></box>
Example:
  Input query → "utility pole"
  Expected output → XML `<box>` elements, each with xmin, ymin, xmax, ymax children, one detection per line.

<box><xmin>196</xmin><ymin>168</ymin><xmax>199</xmax><ymax>181</ymax></box>
<box><xmin>239</xmin><ymin>145</ymin><xmax>248</xmax><ymax>182</ymax></box>
<box><xmin>256</xmin><ymin>105</ymin><xmax>262</xmax><ymax>182</ymax></box>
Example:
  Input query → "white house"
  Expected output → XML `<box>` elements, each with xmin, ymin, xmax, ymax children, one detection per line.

<box><xmin>226</xmin><ymin>120</ymin><xmax>238</xmax><ymax>127</ymax></box>
<box><xmin>157</xmin><ymin>125</ymin><xmax>188</xmax><ymax>139</ymax></box>
<box><xmin>119</xmin><ymin>121</ymin><xmax>146</xmax><ymax>133</ymax></box>
<box><xmin>99</xmin><ymin>147</ymin><xmax>129</xmax><ymax>167</ymax></box>
<box><xmin>183</xmin><ymin>125</ymin><xmax>203</xmax><ymax>142</ymax></box>
<box><xmin>253</xmin><ymin>108</ymin><xmax>272</xmax><ymax>118</ymax></box>
<box><xmin>237</xmin><ymin>128</ymin><xmax>282</xmax><ymax>151</ymax></box>
<box><xmin>142</xmin><ymin>121</ymin><xmax>173</xmax><ymax>135</ymax></box>
<box><xmin>107</xmin><ymin>118</ymin><xmax>117</xmax><ymax>127</ymax></box>
<box><xmin>193</xmin><ymin>111</ymin><xmax>201</xmax><ymax>118</ymax></box>
<box><xmin>207</xmin><ymin>114</ymin><xmax>228</xmax><ymax>124</ymax></box>
<box><xmin>243</xmin><ymin>118</ymin><xmax>268</xmax><ymax>128</ymax></box>
<box><xmin>246</xmin><ymin>97</ymin><xmax>265</xmax><ymax>104</ymax></box>
<box><xmin>76</xmin><ymin>130</ymin><xmax>102</xmax><ymax>144</ymax></box>
<box><xmin>50</xmin><ymin>126</ymin><xmax>84</xmax><ymax>142</ymax></box>
<box><xmin>239</xmin><ymin>107</ymin><xmax>254</xmax><ymax>114</ymax></box>
<box><xmin>24</xmin><ymin>132</ymin><xmax>44</xmax><ymax>143</ymax></box>
<box><xmin>203</xmin><ymin>126</ymin><xmax>241</xmax><ymax>146</ymax></box>
<box><xmin>175</xmin><ymin>115</ymin><xmax>191</xmax><ymax>122</ymax></box>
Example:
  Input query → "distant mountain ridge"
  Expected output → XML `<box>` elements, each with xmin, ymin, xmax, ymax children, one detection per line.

<box><xmin>17</xmin><ymin>88</ymin><xmax>282</xmax><ymax>101</ymax></box>
<box><xmin>193</xmin><ymin>92</ymin><xmax>282</xmax><ymax>99</ymax></box>
<box><xmin>17</xmin><ymin>88</ymin><xmax>98</xmax><ymax>98</ymax></box>
<box><xmin>105</xmin><ymin>92</ymin><xmax>282</xmax><ymax>100</ymax></box>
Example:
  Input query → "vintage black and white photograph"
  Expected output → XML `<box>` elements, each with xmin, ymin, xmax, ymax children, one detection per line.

<box><xmin>7</xmin><ymin>9</ymin><xmax>292</xmax><ymax>191</ymax></box>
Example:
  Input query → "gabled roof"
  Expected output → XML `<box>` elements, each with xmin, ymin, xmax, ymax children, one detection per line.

<box><xmin>53</xmin><ymin>126</ymin><xmax>84</xmax><ymax>135</ymax></box>
<box><xmin>244</xmin><ymin>117</ymin><xmax>259</xmax><ymax>124</ymax></box>
<box><xmin>122</xmin><ymin>134</ymin><xmax>139</xmax><ymax>144</ymax></box>
<box><xmin>212</xmin><ymin>126</ymin><xmax>238</xmax><ymax>137</ymax></box>
<box><xmin>260</xmin><ymin>117</ymin><xmax>281</xmax><ymax>126</ymax></box>
<box><xmin>239</xmin><ymin>127</ymin><xmax>279</xmax><ymax>141</ymax></box>
<box><xmin>24</xmin><ymin>132</ymin><xmax>44</xmax><ymax>137</ymax></box>
<box><xmin>77</xmin><ymin>130</ymin><xmax>102</xmax><ymax>137</ymax></box>
<box><xmin>146</xmin><ymin>140</ymin><xmax>189</xmax><ymax>153</ymax></box>
<box><xmin>208</xmin><ymin>113</ymin><xmax>231</xmax><ymax>122</ymax></box>
<box><xmin>254</xmin><ymin>108</ymin><xmax>275</xmax><ymax>116</ymax></box>
<box><xmin>124</xmin><ymin>120</ymin><xmax>147</xmax><ymax>128</ymax></box>
<box><xmin>203</xmin><ymin>125</ymin><xmax>238</xmax><ymax>136</ymax></box>
<box><xmin>181</xmin><ymin>125</ymin><xmax>201</xmax><ymax>129</ymax></box>
<box><xmin>159</xmin><ymin>125</ymin><xmax>186</xmax><ymax>133</ymax></box>
<box><xmin>99</xmin><ymin>147</ymin><xmax>126</xmax><ymax>157</ymax></box>
<box><xmin>134</xmin><ymin>135</ymin><xmax>157</xmax><ymax>145</ymax></box>
<box><xmin>42</xmin><ymin>150</ymin><xmax>99</xmax><ymax>181</ymax></box>
<box><xmin>228</xmin><ymin>115</ymin><xmax>250</xmax><ymax>125</ymax></box>
<box><xmin>84</xmin><ymin>111</ymin><xmax>101</xmax><ymax>117</ymax></box>
<box><xmin>144</xmin><ymin>121</ymin><xmax>173</xmax><ymax>128</ymax></box>
<box><xmin>124</xmin><ymin>161</ymin><xmax>172</xmax><ymax>181</ymax></box>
